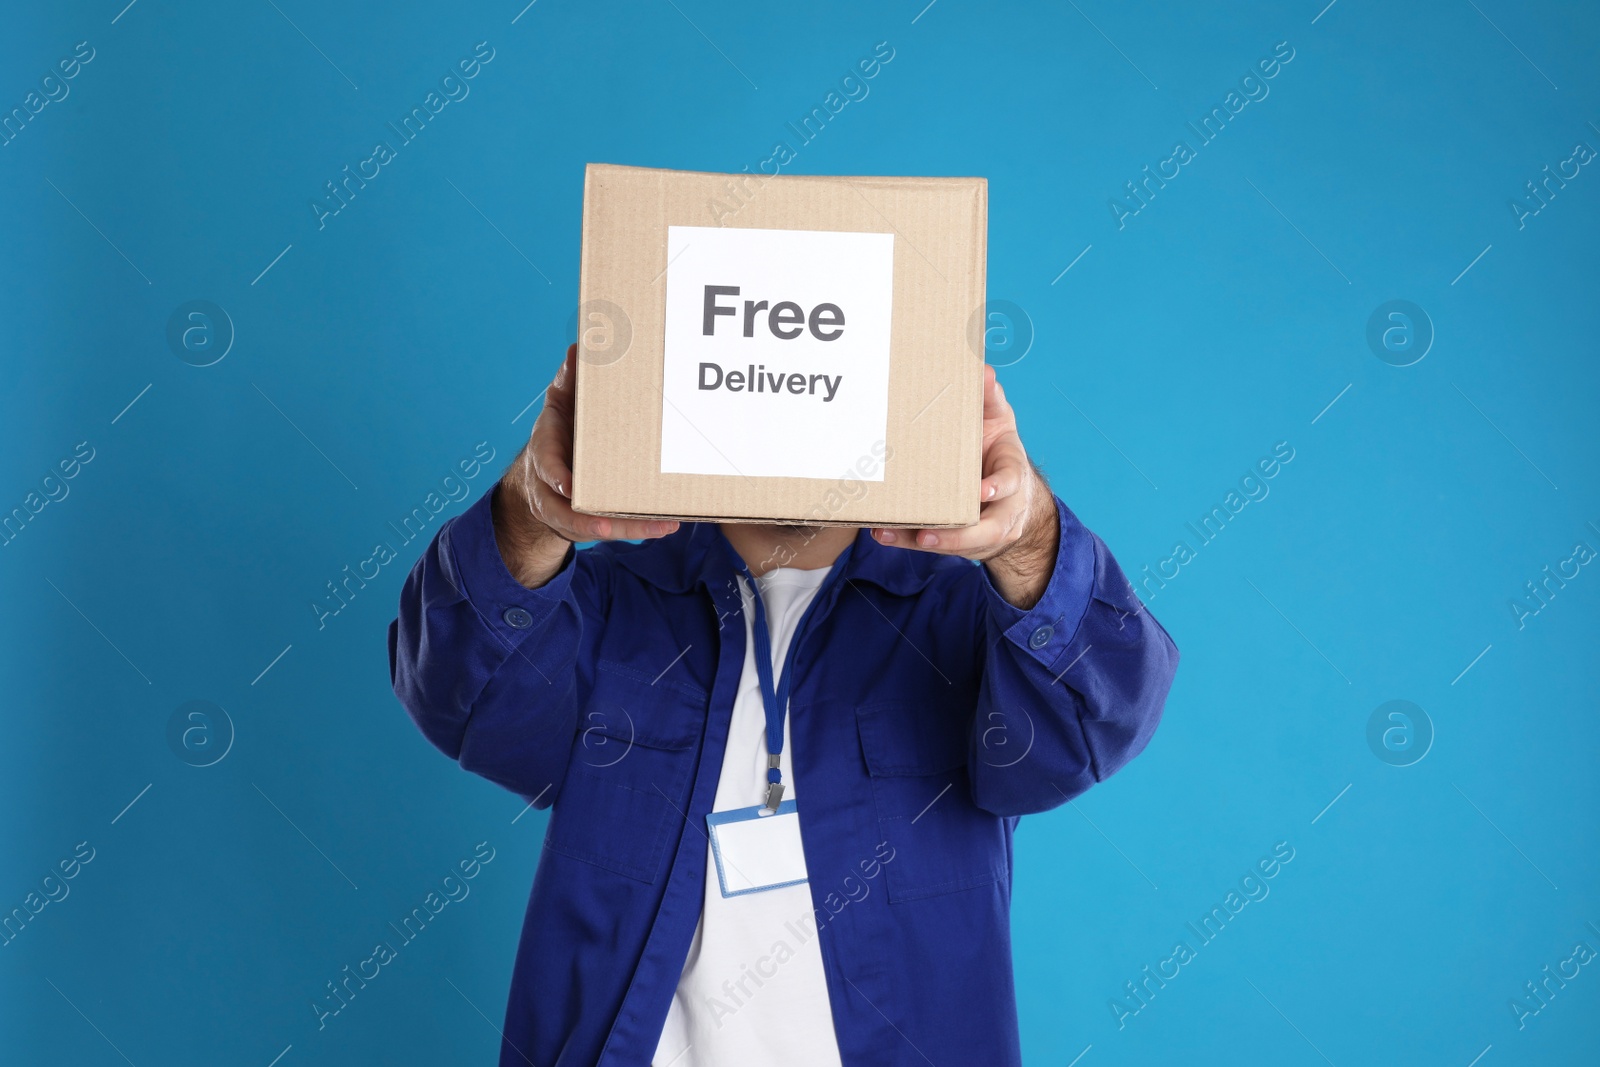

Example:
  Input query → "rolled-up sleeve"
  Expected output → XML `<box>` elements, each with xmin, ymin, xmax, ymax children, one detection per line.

<box><xmin>970</xmin><ymin>495</ymin><xmax>1179</xmax><ymax>816</ymax></box>
<box><xmin>388</xmin><ymin>485</ymin><xmax>601</xmax><ymax>806</ymax></box>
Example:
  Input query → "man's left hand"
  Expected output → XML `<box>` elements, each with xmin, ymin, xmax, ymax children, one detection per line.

<box><xmin>869</xmin><ymin>365</ymin><xmax>1060</xmax><ymax>610</ymax></box>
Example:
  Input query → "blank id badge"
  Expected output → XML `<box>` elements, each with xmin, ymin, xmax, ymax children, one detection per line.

<box><xmin>705</xmin><ymin>801</ymin><xmax>809</xmax><ymax>898</ymax></box>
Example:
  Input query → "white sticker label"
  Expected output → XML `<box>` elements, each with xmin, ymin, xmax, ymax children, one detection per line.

<box><xmin>660</xmin><ymin>225</ymin><xmax>895</xmax><ymax>479</ymax></box>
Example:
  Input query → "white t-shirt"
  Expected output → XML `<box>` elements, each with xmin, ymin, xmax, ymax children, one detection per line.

<box><xmin>652</xmin><ymin>565</ymin><xmax>843</xmax><ymax>1067</ymax></box>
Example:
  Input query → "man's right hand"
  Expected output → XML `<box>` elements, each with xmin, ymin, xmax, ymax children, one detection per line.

<box><xmin>493</xmin><ymin>344</ymin><xmax>681</xmax><ymax>589</ymax></box>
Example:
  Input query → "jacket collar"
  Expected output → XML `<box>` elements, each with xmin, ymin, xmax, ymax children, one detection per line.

<box><xmin>610</xmin><ymin>523</ymin><xmax>939</xmax><ymax>598</ymax></box>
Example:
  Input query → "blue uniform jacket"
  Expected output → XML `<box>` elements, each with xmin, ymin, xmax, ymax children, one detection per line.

<box><xmin>389</xmin><ymin>486</ymin><xmax>1178</xmax><ymax>1066</ymax></box>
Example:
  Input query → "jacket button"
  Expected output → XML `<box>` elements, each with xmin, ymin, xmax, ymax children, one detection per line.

<box><xmin>503</xmin><ymin>607</ymin><xmax>533</xmax><ymax>629</ymax></box>
<box><xmin>1028</xmin><ymin>625</ymin><xmax>1053</xmax><ymax>650</ymax></box>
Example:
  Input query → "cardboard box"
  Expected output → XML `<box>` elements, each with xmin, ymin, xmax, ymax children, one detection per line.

<box><xmin>571</xmin><ymin>163</ymin><xmax>985</xmax><ymax>527</ymax></box>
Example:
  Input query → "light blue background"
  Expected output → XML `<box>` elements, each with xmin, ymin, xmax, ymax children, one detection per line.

<box><xmin>3</xmin><ymin>1</ymin><xmax>1597</xmax><ymax>1064</ymax></box>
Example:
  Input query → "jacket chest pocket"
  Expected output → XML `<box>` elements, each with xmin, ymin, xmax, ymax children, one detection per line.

<box><xmin>543</xmin><ymin>667</ymin><xmax>705</xmax><ymax>885</ymax></box>
<box><xmin>855</xmin><ymin>700</ymin><xmax>1007</xmax><ymax>903</ymax></box>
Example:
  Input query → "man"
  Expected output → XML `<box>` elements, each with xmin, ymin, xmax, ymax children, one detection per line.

<box><xmin>389</xmin><ymin>345</ymin><xmax>1178</xmax><ymax>1067</ymax></box>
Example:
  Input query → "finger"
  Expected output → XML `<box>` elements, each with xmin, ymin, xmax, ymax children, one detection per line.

<box><xmin>523</xmin><ymin>470</ymin><xmax>582</xmax><ymax>533</ymax></box>
<box><xmin>882</xmin><ymin>523</ymin><xmax>980</xmax><ymax>555</ymax></box>
<box><xmin>873</xmin><ymin>456</ymin><xmax>1032</xmax><ymax>554</ymax></box>
<box><xmin>527</xmin><ymin>476</ymin><xmax>678</xmax><ymax>542</ymax></box>
<box><xmin>879</xmin><ymin>485</ymin><xmax>1031</xmax><ymax>557</ymax></box>
<box><xmin>869</xmin><ymin>527</ymin><xmax>924</xmax><ymax>550</ymax></box>
<box><xmin>981</xmin><ymin>364</ymin><xmax>1015</xmax><ymax>424</ymax></box>
<box><xmin>564</xmin><ymin>501</ymin><xmax>680</xmax><ymax>541</ymax></box>
<box><xmin>529</xmin><ymin>420</ymin><xmax>573</xmax><ymax>499</ymax></box>
<box><xmin>587</xmin><ymin>515</ymin><xmax>682</xmax><ymax>541</ymax></box>
<box><xmin>527</xmin><ymin>359</ymin><xmax>576</xmax><ymax>496</ymax></box>
<box><xmin>980</xmin><ymin>440</ymin><xmax>1028</xmax><ymax>503</ymax></box>
<box><xmin>871</xmin><ymin>522</ymin><xmax>997</xmax><ymax>555</ymax></box>
<box><xmin>545</xmin><ymin>344</ymin><xmax>578</xmax><ymax>414</ymax></box>
<box><xmin>929</xmin><ymin>494</ymin><xmax>1030</xmax><ymax>556</ymax></box>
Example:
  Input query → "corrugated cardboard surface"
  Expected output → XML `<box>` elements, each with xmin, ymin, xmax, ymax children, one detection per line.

<box><xmin>572</xmin><ymin>163</ymin><xmax>985</xmax><ymax>527</ymax></box>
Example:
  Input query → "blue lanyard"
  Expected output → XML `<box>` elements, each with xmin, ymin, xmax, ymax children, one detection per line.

<box><xmin>732</xmin><ymin>545</ymin><xmax>853</xmax><ymax>812</ymax></box>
